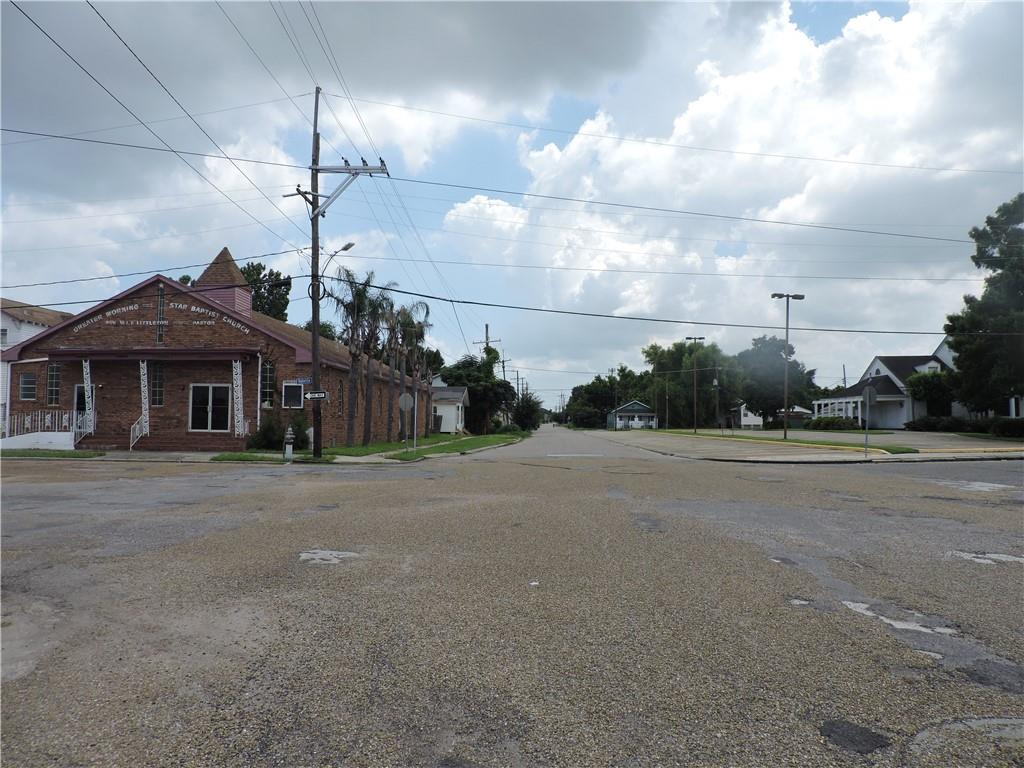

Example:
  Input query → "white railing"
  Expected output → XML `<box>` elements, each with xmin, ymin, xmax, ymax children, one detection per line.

<box><xmin>129</xmin><ymin>415</ymin><xmax>146</xmax><ymax>450</ymax></box>
<box><xmin>7</xmin><ymin>409</ymin><xmax>75</xmax><ymax>437</ymax></box>
<box><xmin>73</xmin><ymin>411</ymin><xmax>94</xmax><ymax>445</ymax></box>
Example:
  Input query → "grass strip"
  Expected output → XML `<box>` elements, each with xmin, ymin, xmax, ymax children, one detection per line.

<box><xmin>663</xmin><ymin>430</ymin><xmax>918</xmax><ymax>454</ymax></box>
<box><xmin>389</xmin><ymin>433</ymin><xmax>527</xmax><ymax>461</ymax></box>
<box><xmin>1</xmin><ymin>449</ymin><xmax>105</xmax><ymax>458</ymax></box>
<box><xmin>212</xmin><ymin>452</ymin><xmax>287</xmax><ymax>463</ymax></box>
<box><xmin>955</xmin><ymin>432</ymin><xmax>1024</xmax><ymax>443</ymax></box>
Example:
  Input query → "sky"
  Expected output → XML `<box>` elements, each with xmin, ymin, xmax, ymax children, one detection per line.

<box><xmin>2</xmin><ymin>1</ymin><xmax>1021</xmax><ymax>406</ymax></box>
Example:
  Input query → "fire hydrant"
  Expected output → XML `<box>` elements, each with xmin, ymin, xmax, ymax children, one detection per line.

<box><xmin>283</xmin><ymin>425</ymin><xmax>295</xmax><ymax>461</ymax></box>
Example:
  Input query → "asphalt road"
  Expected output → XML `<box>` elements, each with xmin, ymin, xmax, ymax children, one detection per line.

<box><xmin>2</xmin><ymin>426</ymin><xmax>1022</xmax><ymax>767</ymax></box>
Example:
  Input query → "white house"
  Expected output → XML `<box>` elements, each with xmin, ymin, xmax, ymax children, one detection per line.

<box><xmin>731</xmin><ymin>402</ymin><xmax>765</xmax><ymax>429</ymax></box>
<box><xmin>432</xmin><ymin>385</ymin><xmax>469</xmax><ymax>433</ymax></box>
<box><xmin>812</xmin><ymin>338</ymin><xmax>970</xmax><ymax>429</ymax></box>
<box><xmin>607</xmin><ymin>400</ymin><xmax>658</xmax><ymax>430</ymax></box>
<box><xmin>1</xmin><ymin>299</ymin><xmax>72</xmax><ymax>435</ymax></box>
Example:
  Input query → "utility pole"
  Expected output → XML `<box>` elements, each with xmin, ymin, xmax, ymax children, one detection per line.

<box><xmin>685</xmin><ymin>337</ymin><xmax>705</xmax><ymax>433</ymax></box>
<box><xmin>288</xmin><ymin>87</ymin><xmax>388</xmax><ymax>457</ymax></box>
<box><xmin>609</xmin><ymin>367</ymin><xmax>617</xmax><ymax>430</ymax></box>
<box><xmin>771</xmin><ymin>293</ymin><xmax>805</xmax><ymax>440</ymax></box>
<box><xmin>714</xmin><ymin>365</ymin><xmax>721</xmax><ymax>433</ymax></box>
<box><xmin>515</xmin><ymin>370</ymin><xmax>520</xmax><ymax>397</ymax></box>
<box><xmin>473</xmin><ymin>324</ymin><xmax>501</xmax><ymax>352</ymax></box>
<box><xmin>842</xmin><ymin>364</ymin><xmax>847</xmax><ymax>388</ymax></box>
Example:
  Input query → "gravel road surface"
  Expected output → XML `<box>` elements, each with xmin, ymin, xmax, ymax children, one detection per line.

<box><xmin>2</xmin><ymin>425</ymin><xmax>1022</xmax><ymax>767</ymax></box>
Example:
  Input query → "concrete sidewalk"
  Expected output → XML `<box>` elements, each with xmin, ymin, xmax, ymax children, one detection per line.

<box><xmin>595</xmin><ymin>429</ymin><xmax>1024</xmax><ymax>464</ymax></box>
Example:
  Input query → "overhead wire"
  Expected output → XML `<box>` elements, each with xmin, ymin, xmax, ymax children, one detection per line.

<box><xmin>326</xmin><ymin>93</ymin><xmax>1021</xmax><ymax>177</ymax></box>
<box><xmin>5</xmin><ymin>2</ymin><xmax>304</xmax><ymax>252</ymax></box>
<box><xmin>85</xmin><ymin>1</ymin><xmax>310</xmax><ymax>243</ymax></box>
<box><xmin>330</xmin><ymin>252</ymin><xmax>985</xmax><ymax>283</ymax></box>
<box><xmin>304</xmin><ymin>1</ymin><xmax>474</xmax><ymax>351</ymax></box>
<box><xmin>218</xmin><ymin>0</ymin><xmax>462</xmax><ymax>342</ymax></box>
<box><xmin>5</xmin><ymin>125</ymin><xmax>1012</xmax><ymax>248</ymax></box>
<box><xmin>11</xmin><ymin>274</ymin><xmax>1017</xmax><ymax>338</ymax></box>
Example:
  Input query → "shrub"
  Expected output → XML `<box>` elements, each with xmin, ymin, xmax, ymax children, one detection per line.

<box><xmin>247</xmin><ymin>416</ymin><xmax>284</xmax><ymax>449</ymax></box>
<box><xmin>904</xmin><ymin>416</ymin><xmax>942</xmax><ymax>432</ymax></box>
<box><xmin>806</xmin><ymin>416</ymin><xmax>860</xmax><ymax>430</ymax></box>
<box><xmin>990</xmin><ymin>417</ymin><xmax>1024</xmax><ymax>438</ymax></box>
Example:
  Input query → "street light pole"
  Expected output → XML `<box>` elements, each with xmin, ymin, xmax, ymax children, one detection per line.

<box><xmin>771</xmin><ymin>293</ymin><xmax>805</xmax><ymax>440</ymax></box>
<box><xmin>608</xmin><ymin>367</ymin><xmax>616</xmax><ymax>430</ymax></box>
<box><xmin>685</xmin><ymin>336</ymin><xmax>705</xmax><ymax>434</ymax></box>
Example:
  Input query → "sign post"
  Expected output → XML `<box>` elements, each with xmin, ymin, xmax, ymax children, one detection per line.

<box><xmin>862</xmin><ymin>385</ymin><xmax>877</xmax><ymax>457</ymax></box>
<box><xmin>398</xmin><ymin>392</ymin><xmax>414</xmax><ymax>453</ymax></box>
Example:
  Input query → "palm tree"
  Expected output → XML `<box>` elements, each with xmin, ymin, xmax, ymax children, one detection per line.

<box><xmin>394</xmin><ymin>302</ymin><xmax>430</xmax><ymax>441</ymax></box>
<box><xmin>330</xmin><ymin>268</ymin><xmax>394</xmax><ymax>447</ymax></box>
<box><xmin>362</xmin><ymin>292</ymin><xmax>392</xmax><ymax>446</ymax></box>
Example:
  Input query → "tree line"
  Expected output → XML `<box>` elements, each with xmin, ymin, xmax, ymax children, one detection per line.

<box><xmin>560</xmin><ymin>335</ymin><xmax>821</xmax><ymax>429</ymax></box>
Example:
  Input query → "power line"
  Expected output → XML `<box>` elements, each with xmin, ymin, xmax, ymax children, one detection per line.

<box><xmin>9</xmin><ymin>273</ymin><xmax>1017</xmax><ymax>338</ymax></box>
<box><xmin>1</xmin><ymin>184</ymin><xmax>295</xmax><ymax>209</ymax></box>
<box><xmin>213</xmin><ymin>2</ymin><xmax>461</xmax><ymax>345</ymax></box>
<box><xmin>3</xmin><ymin>214</ymin><xmax>299</xmax><ymax>253</ymax></box>
<box><xmin>300</xmin><ymin>4</ymin><xmax>472</xmax><ymax>352</ymax></box>
<box><xmin>384</xmin><ymin>177</ymin><xmax>975</xmax><ymax>245</ymax></box>
<box><xmin>0</xmin><ymin>128</ymin><xmax>306</xmax><ymax>170</ymax></box>
<box><xmin>318</xmin><ymin>276</ymin><xmax>1020</xmax><ymax>338</ymax></box>
<box><xmin>332</xmin><ymin>252</ymin><xmax>985</xmax><ymax>283</ymax></box>
<box><xmin>2</xmin><ymin>123</ymin><xmax>1012</xmax><ymax>248</ymax></box>
<box><xmin>85</xmin><ymin>1</ymin><xmax>310</xmax><ymax>242</ymax></box>
<box><xmin>3</xmin><ymin>194</ymin><xmax>280</xmax><ymax>223</ymax></box>
<box><xmin>5</xmin><ymin>2</ymin><xmax>303</xmax><ymax>251</ymax></box>
<box><xmin>329</xmin><ymin>93</ymin><xmax>1022</xmax><ymax>177</ymax></box>
<box><xmin>1</xmin><ymin>94</ymin><xmax>311</xmax><ymax>147</ymax></box>
<box><xmin>1</xmin><ymin>249</ymin><xmax>305</xmax><ymax>289</ymax></box>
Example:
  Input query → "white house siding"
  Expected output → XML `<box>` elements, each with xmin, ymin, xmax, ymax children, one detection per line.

<box><xmin>433</xmin><ymin>402</ymin><xmax>464</xmax><ymax>433</ymax></box>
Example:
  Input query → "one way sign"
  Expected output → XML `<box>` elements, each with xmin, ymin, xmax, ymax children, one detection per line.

<box><xmin>303</xmin><ymin>390</ymin><xmax>328</xmax><ymax>401</ymax></box>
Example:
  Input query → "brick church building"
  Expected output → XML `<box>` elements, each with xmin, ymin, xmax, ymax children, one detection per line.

<box><xmin>2</xmin><ymin>248</ymin><xmax>428</xmax><ymax>451</ymax></box>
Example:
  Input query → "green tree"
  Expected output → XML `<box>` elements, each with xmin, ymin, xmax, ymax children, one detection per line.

<box><xmin>440</xmin><ymin>347</ymin><xmax>516</xmax><ymax>434</ymax></box>
<box><xmin>302</xmin><ymin>320</ymin><xmax>338</xmax><ymax>340</ymax></box>
<box><xmin>179</xmin><ymin>274</ymin><xmax>192</xmax><ymax>286</ymax></box>
<box><xmin>240</xmin><ymin>262</ymin><xmax>292</xmax><ymax>320</ymax></box>
<box><xmin>735</xmin><ymin>336</ymin><xmax>813</xmax><ymax>422</ymax></box>
<box><xmin>512</xmin><ymin>391</ymin><xmax>543</xmax><ymax>431</ymax></box>
<box><xmin>643</xmin><ymin>341</ymin><xmax>741</xmax><ymax>428</ymax></box>
<box><xmin>944</xmin><ymin>193</ymin><xmax>1024</xmax><ymax>412</ymax></box>
<box><xmin>906</xmin><ymin>371</ymin><xmax>955</xmax><ymax>417</ymax></box>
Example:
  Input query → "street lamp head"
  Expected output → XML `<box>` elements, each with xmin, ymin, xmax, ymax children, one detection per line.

<box><xmin>771</xmin><ymin>293</ymin><xmax>784</xmax><ymax>299</ymax></box>
<box><xmin>340</xmin><ymin>242</ymin><xmax>355</xmax><ymax>251</ymax></box>
<box><xmin>792</xmin><ymin>294</ymin><xmax>805</xmax><ymax>300</ymax></box>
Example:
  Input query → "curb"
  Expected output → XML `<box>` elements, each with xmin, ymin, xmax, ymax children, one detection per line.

<box><xmin>403</xmin><ymin>436</ymin><xmax>524</xmax><ymax>460</ymax></box>
<box><xmin>658</xmin><ymin>431</ymin><xmax>893</xmax><ymax>455</ymax></box>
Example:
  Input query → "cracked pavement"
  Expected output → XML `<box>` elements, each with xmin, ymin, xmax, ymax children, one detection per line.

<box><xmin>2</xmin><ymin>425</ymin><xmax>1022</xmax><ymax>766</ymax></box>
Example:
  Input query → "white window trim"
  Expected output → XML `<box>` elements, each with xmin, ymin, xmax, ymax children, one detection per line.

<box><xmin>282</xmin><ymin>381</ymin><xmax>304</xmax><ymax>409</ymax></box>
<box><xmin>188</xmin><ymin>383</ymin><xmax>232</xmax><ymax>433</ymax></box>
<box><xmin>260</xmin><ymin>361</ymin><xmax>276</xmax><ymax>409</ymax></box>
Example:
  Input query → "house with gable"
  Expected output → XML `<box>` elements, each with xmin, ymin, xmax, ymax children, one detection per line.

<box><xmin>811</xmin><ymin>338</ymin><xmax>969</xmax><ymax>428</ymax></box>
<box><xmin>1</xmin><ymin>247</ymin><xmax>429</xmax><ymax>450</ymax></box>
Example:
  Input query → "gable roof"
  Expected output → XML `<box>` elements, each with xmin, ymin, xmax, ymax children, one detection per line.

<box><xmin>825</xmin><ymin>374</ymin><xmax>904</xmax><ymax>399</ymax></box>
<box><xmin>867</xmin><ymin>355</ymin><xmax>950</xmax><ymax>386</ymax></box>
<box><xmin>195</xmin><ymin>246</ymin><xmax>248</xmax><ymax>287</ymax></box>
<box><xmin>610</xmin><ymin>400</ymin><xmax>654</xmax><ymax>414</ymax></box>
<box><xmin>432</xmin><ymin>385</ymin><xmax>468</xmax><ymax>403</ymax></box>
<box><xmin>1</xmin><ymin>298</ymin><xmax>73</xmax><ymax>328</ymax></box>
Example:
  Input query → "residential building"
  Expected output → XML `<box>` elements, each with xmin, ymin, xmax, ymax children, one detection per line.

<box><xmin>1</xmin><ymin>248</ymin><xmax>428</xmax><ymax>450</ymax></box>
<box><xmin>1</xmin><ymin>299</ymin><xmax>72</xmax><ymax>434</ymax></box>
<box><xmin>607</xmin><ymin>400</ymin><xmax>658</xmax><ymax>430</ymax></box>
<box><xmin>812</xmin><ymin>338</ymin><xmax>967</xmax><ymax>429</ymax></box>
<box><xmin>432</xmin><ymin>385</ymin><xmax>469</xmax><ymax>433</ymax></box>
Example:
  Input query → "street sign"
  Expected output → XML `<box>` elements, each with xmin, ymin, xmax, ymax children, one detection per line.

<box><xmin>304</xmin><ymin>390</ymin><xmax>328</xmax><ymax>401</ymax></box>
<box><xmin>863</xmin><ymin>385</ymin><xmax>877</xmax><ymax>406</ymax></box>
<box><xmin>295</xmin><ymin>377</ymin><xmax>313</xmax><ymax>386</ymax></box>
<box><xmin>398</xmin><ymin>393</ymin><xmax>414</xmax><ymax>412</ymax></box>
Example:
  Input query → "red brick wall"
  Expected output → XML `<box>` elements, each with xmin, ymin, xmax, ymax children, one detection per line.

<box><xmin>9</xmin><ymin>281</ymin><xmax>429</xmax><ymax>450</ymax></box>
